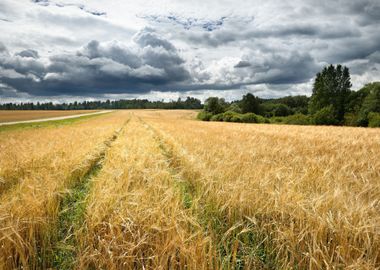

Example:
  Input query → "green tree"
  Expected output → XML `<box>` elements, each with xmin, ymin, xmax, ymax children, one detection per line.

<box><xmin>357</xmin><ymin>82</ymin><xmax>380</xmax><ymax>126</ymax></box>
<box><xmin>273</xmin><ymin>104</ymin><xmax>292</xmax><ymax>116</ymax></box>
<box><xmin>309</xmin><ymin>64</ymin><xmax>352</xmax><ymax>123</ymax></box>
<box><xmin>313</xmin><ymin>105</ymin><xmax>338</xmax><ymax>125</ymax></box>
<box><xmin>227</xmin><ymin>103</ymin><xmax>242</xmax><ymax>113</ymax></box>
<box><xmin>240</xmin><ymin>93</ymin><xmax>261</xmax><ymax>114</ymax></box>
<box><xmin>204</xmin><ymin>97</ymin><xmax>227</xmax><ymax>114</ymax></box>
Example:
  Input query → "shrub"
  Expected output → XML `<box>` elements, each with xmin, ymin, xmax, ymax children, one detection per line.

<box><xmin>271</xmin><ymin>117</ymin><xmax>284</xmax><ymax>123</ymax></box>
<box><xmin>313</xmin><ymin>105</ymin><xmax>339</xmax><ymax>125</ymax></box>
<box><xmin>197</xmin><ymin>111</ymin><xmax>213</xmax><ymax>121</ymax></box>
<box><xmin>344</xmin><ymin>113</ymin><xmax>358</xmax><ymax>126</ymax></box>
<box><xmin>221</xmin><ymin>111</ymin><xmax>235</xmax><ymax>122</ymax></box>
<box><xmin>239</xmin><ymin>113</ymin><xmax>268</xmax><ymax>123</ymax></box>
<box><xmin>230</xmin><ymin>114</ymin><xmax>243</xmax><ymax>122</ymax></box>
<box><xmin>273</xmin><ymin>104</ymin><xmax>293</xmax><ymax>116</ymax></box>
<box><xmin>282</xmin><ymin>114</ymin><xmax>311</xmax><ymax>125</ymax></box>
<box><xmin>368</xmin><ymin>112</ymin><xmax>380</xmax><ymax>127</ymax></box>
<box><xmin>210</xmin><ymin>113</ymin><xmax>224</xmax><ymax>122</ymax></box>
<box><xmin>227</xmin><ymin>103</ymin><xmax>242</xmax><ymax>113</ymax></box>
<box><xmin>221</xmin><ymin>111</ymin><xmax>242</xmax><ymax>122</ymax></box>
<box><xmin>240</xmin><ymin>113</ymin><xmax>259</xmax><ymax>123</ymax></box>
<box><xmin>256</xmin><ymin>115</ymin><xmax>268</xmax><ymax>123</ymax></box>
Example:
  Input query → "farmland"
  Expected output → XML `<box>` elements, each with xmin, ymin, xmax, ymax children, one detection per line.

<box><xmin>0</xmin><ymin>110</ymin><xmax>99</xmax><ymax>123</ymax></box>
<box><xmin>0</xmin><ymin>110</ymin><xmax>379</xmax><ymax>269</ymax></box>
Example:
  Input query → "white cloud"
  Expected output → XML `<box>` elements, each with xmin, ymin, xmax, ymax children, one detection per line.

<box><xmin>0</xmin><ymin>0</ymin><xmax>379</xmax><ymax>101</ymax></box>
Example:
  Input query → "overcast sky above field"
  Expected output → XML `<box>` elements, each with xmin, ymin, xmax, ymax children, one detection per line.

<box><xmin>0</xmin><ymin>0</ymin><xmax>380</xmax><ymax>103</ymax></box>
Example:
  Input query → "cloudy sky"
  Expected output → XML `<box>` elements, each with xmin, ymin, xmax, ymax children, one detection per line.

<box><xmin>0</xmin><ymin>0</ymin><xmax>379</xmax><ymax>103</ymax></box>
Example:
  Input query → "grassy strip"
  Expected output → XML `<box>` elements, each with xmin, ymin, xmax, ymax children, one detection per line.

<box><xmin>50</xmin><ymin>123</ymin><xmax>126</xmax><ymax>269</ymax></box>
<box><xmin>52</xmin><ymin>159</ymin><xmax>102</xmax><ymax>269</ymax></box>
<box><xmin>142</xmin><ymin>120</ymin><xmax>276</xmax><ymax>269</ymax></box>
<box><xmin>0</xmin><ymin>111</ymin><xmax>113</xmax><ymax>133</ymax></box>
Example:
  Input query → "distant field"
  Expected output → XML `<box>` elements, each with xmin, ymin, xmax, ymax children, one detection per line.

<box><xmin>0</xmin><ymin>110</ymin><xmax>99</xmax><ymax>123</ymax></box>
<box><xmin>0</xmin><ymin>110</ymin><xmax>379</xmax><ymax>269</ymax></box>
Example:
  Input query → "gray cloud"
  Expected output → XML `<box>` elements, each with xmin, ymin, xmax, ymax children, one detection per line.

<box><xmin>0</xmin><ymin>29</ymin><xmax>191</xmax><ymax>96</ymax></box>
<box><xmin>234</xmin><ymin>61</ymin><xmax>251</xmax><ymax>68</ymax></box>
<box><xmin>16</xmin><ymin>49</ymin><xmax>39</xmax><ymax>58</ymax></box>
<box><xmin>1</xmin><ymin>0</ymin><xmax>380</xmax><ymax>101</ymax></box>
<box><xmin>141</xmin><ymin>14</ymin><xmax>226</xmax><ymax>31</ymax></box>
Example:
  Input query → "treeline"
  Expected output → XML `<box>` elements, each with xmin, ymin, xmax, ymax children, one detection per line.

<box><xmin>198</xmin><ymin>65</ymin><xmax>380</xmax><ymax>127</ymax></box>
<box><xmin>0</xmin><ymin>97</ymin><xmax>203</xmax><ymax>110</ymax></box>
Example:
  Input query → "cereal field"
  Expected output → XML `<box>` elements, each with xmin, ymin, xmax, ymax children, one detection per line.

<box><xmin>0</xmin><ymin>110</ymin><xmax>379</xmax><ymax>269</ymax></box>
<box><xmin>0</xmin><ymin>110</ymin><xmax>99</xmax><ymax>123</ymax></box>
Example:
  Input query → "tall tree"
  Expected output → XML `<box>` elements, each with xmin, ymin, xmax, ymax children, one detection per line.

<box><xmin>204</xmin><ymin>97</ymin><xmax>227</xmax><ymax>114</ymax></box>
<box><xmin>309</xmin><ymin>64</ymin><xmax>352</xmax><ymax>122</ymax></box>
<box><xmin>240</xmin><ymin>93</ymin><xmax>261</xmax><ymax>114</ymax></box>
<box><xmin>357</xmin><ymin>82</ymin><xmax>380</xmax><ymax>126</ymax></box>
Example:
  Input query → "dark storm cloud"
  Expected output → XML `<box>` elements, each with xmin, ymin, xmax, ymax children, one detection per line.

<box><xmin>323</xmin><ymin>32</ymin><xmax>380</xmax><ymax>63</ymax></box>
<box><xmin>0</xmin><ymin>30</ymin><xmax>191</xmax><ymax>96</ymax></box>
<box><xmin>220</xmin><ymin>51</ymin><xmax>320</xmax><ymax>88</ymax></box>
<box><xmin>16</xmin><ymin>49</ymin><xmax>39</xmax><ymax>58</ymax></box>
<box><xmin>0</xmin><ymin>49</ymin><xmax>45</xmax><ymax>76</ymax></box>
<box><xmin>248</xmin><ymin>52</ymin><xmax>320</xmax><ymax>85</ymax></box>
<box><xmin>234</xmin><ymin>61</ymin><xmax>251</xmax><ymax>68</ymax></box>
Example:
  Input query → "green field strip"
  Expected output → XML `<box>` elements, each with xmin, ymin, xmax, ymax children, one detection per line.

<box><xmin>0</xmin><ymin>111</ymin><xmax>114</xmax><ymax>133</ymax></box>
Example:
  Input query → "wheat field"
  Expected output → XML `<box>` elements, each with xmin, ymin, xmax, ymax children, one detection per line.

<box><xmin>0</xmin><ymin>110</ymin><xmax>379</xmax><ymax>269</ymax></box>
<box><xmin>0</xmin><ymin>110</ymin><xmax>99</xmax><ymax>123</ymax></box>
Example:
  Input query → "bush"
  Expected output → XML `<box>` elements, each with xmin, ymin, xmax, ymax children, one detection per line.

<box><xmin>197</xmin><ymin>111</ymin><xmax>213</xmax><ymax>121</ymax></box>
<box><xmin>222</xmin><ymin>111</ymin><xmax>246</xmax><ymax>122</ymax></box>
<box><xmin>344</xmin><ymin>113</ymin><xmax>358</xmax><ymax>126</ymax></box>
<box><xmin>368</xmin><ymin>112</ymin><xmax>380</xmax><ymax>127</ymax></box>
<box><xmin>257</xmin><ymin>115</ymin><xmax>269</xmax><ymax>123</ymax></box>
<box><xmin>273</xmin><ymin>104</ymin><xmax>293</xmax><ymax>116</ymax></box>
<box><xmin>271</xmin><ymin>117</ymin><xmax>284</xmax><ymax>123</ymax></box>
<box><xmin>240</xmin><ymin>113</ymin><xmax>259</xmax><ymax>123</ymax></box>
<box><xmin>210</xmin><ymin>113</ymin><xmax>224</xmax><ymax>121</ymax></box>
<box><xmin>313</xmin><ymin>105</ymin><xmax>339</xmax><ymax>125</ymax></box>
<box><xmin>227</xmin><ymin>103</ymin><xmax>242</xmax><ymax>113</ymax></box>
<box><xmin>239</xmin><ymin>113</ymin><xmax>268</xmax><ymax>123</ymax></box>
<box><xmin>229</xmin><ymin>114</ymin><xmax>243</xmax><ymax>122</ymax></box>
<box><xmin>220</xmin><ymin>111</ymin><xmax>237</xmax><ymax>122</ymax></box>
<box><xmin>281</xmin><ymin>114</ymin><xmax>311</xmax><ymax>125</ymax></box>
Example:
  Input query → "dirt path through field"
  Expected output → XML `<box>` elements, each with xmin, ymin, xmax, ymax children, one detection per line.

<box><xmin>0</xmin><ymin>110</ymin><xmax>113</xmax><ymax>126</ymax></box>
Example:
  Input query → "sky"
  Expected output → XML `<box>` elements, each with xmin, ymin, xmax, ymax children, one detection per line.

<box><xmin>0</xmin><ymin>0</ymin><xmax>379</xmax><ymax>103</ymax></box>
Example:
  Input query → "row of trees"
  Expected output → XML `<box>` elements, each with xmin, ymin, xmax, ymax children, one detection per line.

<box><xmin>0</xmin><ymin>97</ymin><xmax>203</xmax><ymax>110</ymax></box>
<box><xmin>1</xmin><ymin>65</ymin><xmax>379</xmax><ymax>127</ymax></box>
<box><xmin>199</xmin><ymin>65</ymin><xmax>380</xmax><ymax>127</ymax></box>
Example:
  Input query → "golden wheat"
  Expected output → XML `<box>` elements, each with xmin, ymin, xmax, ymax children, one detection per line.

<box><xmin>77</xmin><ymin>117</ymin><xmax>213</xmax><ymax>269</ymax></box>
<box><xmin>141</xmin><ymin>110</ymin><xmax>380</xmax><ymax>269</ymax></box>
<box><xmin>0</xmin><ymin>109</ymin><xmax>379</xmax><ymax>269</ymax></box>
<box><xmin>0</xmin><ymin>111</ymin><xmax>128</xmax><ymax>269</ymax></box>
